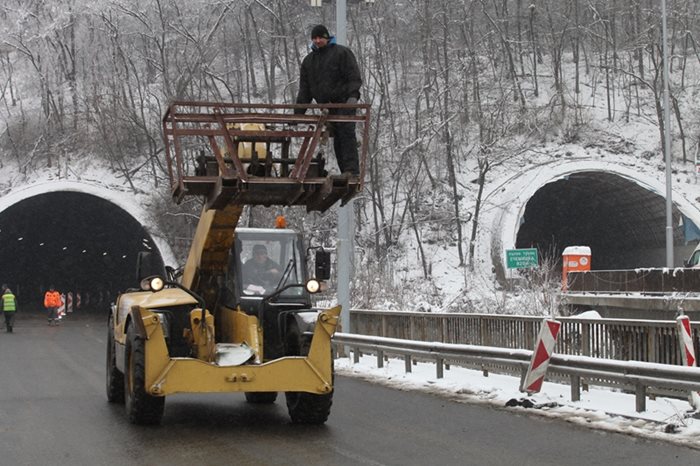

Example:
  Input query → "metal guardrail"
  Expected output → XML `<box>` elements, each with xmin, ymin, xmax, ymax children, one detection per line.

<box><xmin>566</xmin><ymin>268</ymin><xmax>700</xmax><ymax>294</ymax></box>
<box><xmin>561</xmin><ymin>292</ymin><xmax>700</xmax><ymax>314</ymax></box>
<box><xmin>334</xmin><ymin>332</ymin><xmax>700</xmax><ymax>412</ymax></box>
<box><xmin>349</xmin><ymin>309</ymin><xmax>700</xmax><ymax>366</ymax></box>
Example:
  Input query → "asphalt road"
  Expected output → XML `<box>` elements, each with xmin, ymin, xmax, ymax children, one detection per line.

<box><xmin>1</xmin><ymin>311</ymin><xmax>699</xmax><ymax>466</ymax></box>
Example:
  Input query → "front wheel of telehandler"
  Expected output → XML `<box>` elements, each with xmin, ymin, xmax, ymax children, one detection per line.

<box><xmin>106</xmin><ymin>315</ymin><xmax>124</xmax><ymax>403</ymax></box>
<box><xmin>284</xmin><ymin>324</ymin><xmax>333</xmax><ymax>424</ymax></box>
<box><xmin>124</xmin><ymin>324</ymin><xmax>165</xmax><ymax>425</ymax></box>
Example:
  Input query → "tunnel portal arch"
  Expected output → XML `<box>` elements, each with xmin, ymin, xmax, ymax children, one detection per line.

<box><xmin>0</xmin><ymin>181</ymin><xmax>176</xmax><ymax>309</ymax></box>
<box><xmin>489</xmin><ymin>161</ymin><xmax>700</xmax><ymax>280</ymax></box>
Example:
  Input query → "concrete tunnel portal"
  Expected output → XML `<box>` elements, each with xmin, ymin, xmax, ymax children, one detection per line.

<box><xmin>2</xmin><ymin>171</ymin><xmax>698</xmax><ymax>309</ymax></box>
<box><xmin>514</xmin><ymin>171</ymin><xmax>693</xmax><ymax>271</ymax></box>
<box><xmin>0</xmin><ymin>191</ymin><xmax>165</xmax><ymax>311</ymax></box>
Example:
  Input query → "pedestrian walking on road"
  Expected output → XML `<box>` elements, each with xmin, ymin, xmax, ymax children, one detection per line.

<box><xmin>44</xmin><ymin>285</ymin><xmax>61</xmax><ymax>326</ymax></box>
<box><xmin>2</xmin><ymin>287</ymin><xmax>17</xmax><ymax>333</ymax></box>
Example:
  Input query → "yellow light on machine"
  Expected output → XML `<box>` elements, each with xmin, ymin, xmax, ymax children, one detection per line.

<box><xmin>275</xmin><ymin>215</ymin><xmax>287</xmax><ymax>229</ymax></box>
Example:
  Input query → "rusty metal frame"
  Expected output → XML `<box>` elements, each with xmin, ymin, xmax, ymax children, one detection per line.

<box><xmin>161</xmin><ymin>101</ymin><xmax>370</xmax><ymax>211</ymax></box>
<box><xmin>289</xmin><ymin>109</ymin><xmax>329</xmax><ymax>180</ymax></box>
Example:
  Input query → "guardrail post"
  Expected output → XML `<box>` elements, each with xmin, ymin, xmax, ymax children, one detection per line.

<box><xmin>353</xmin><ymin>347</ymin><xmax>360</xmax><ymax>364</ymax></box>
<box><xmin>480</xmin><ymin>317</ymin><xmax>488</xmax><ymax>346</ymax></box>
<box><xmin>519</xmin><ymin>366</ymin><xmax>528</xmax><ymax>388</ymax></box>
<box><xmin>635</xmin><ymin>384</ymin><xmax>647</xmax><ymax>412</ymax></box>
<box><xmin>441</xmin><ymin>317</ymin><xmax>446</xmax><ymax>343</ymax></box>
<box><xmin>436</xmin><ymin>357</ymin><xmax>444</xmax><ymax>379</ymax></box>
<box><xmin>377</xmin><ymin>349</ymin><xmax>384</xmax><ymax>368</ymax></box>
<box><xmin>571</xmin><ymin>375</ymin><xmax>581</xmax><ymax>402</ymax></box>
<box><xmin>525</xmin><ymin>321</ymin><xmax>534</xmax><ymax>351</ymax></box>
<box><xmin>581</xmin><ymin>323</ymin><xmax>590</xmax><ymax>356</ymax></box>
<box><xmin>405</xmin><ymin>354</ymin><xmax>412</xmax><ymax>373</ymax></box>
<box><xmin>647</xmin><ymin>328</ymin><xmax>657</xmax><ymax>363</ymax></box>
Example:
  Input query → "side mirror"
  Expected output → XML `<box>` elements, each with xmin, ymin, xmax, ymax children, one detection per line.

<box><xmin>315</xmin><ymin>249</ymin><xmax>331</xmax><ymax>280</ymax></box>
<box><xmin>136</xmin><ymin>251</ymin><xmax>151</xmax><ymax>284</ymax></box>
<box><xmin>136</xmin><ymin>251</ymin><xmax>166</xmax><ymax>285</ymax></box>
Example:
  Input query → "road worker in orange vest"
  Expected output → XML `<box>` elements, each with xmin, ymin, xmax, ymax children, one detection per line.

<box><xmin>44</xmin><ymin>285</ymin><xmax>61</xmax><ymax>326</ymax></box>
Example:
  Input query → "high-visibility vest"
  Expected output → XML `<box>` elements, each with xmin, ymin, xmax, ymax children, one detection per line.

<box><xmin>2</xmin><ymin>292</ymin><xmax>16</xmax><ymax>312</ymax></box>
<box><xmin>44</xmin><ymin>290</ymin><xmax>61</xmax><ymax>308</ymax></box>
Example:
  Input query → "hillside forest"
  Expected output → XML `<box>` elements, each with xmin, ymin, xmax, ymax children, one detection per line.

<box><xmin>1</xmin><ymin>0</ymin><xmax>700</xmax><ymax>309</ymax></box>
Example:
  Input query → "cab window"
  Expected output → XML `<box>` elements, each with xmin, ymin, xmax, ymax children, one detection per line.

<box><xmin>238</xmin><ymin>236</ymin><xmax>303</xmax><ymax>297</ymax></box>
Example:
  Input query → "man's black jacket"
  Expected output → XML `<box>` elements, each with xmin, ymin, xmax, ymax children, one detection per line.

<box><xmin>296</xmin><ymin>41</ymin><xmax>362</xmax><ymax>113</ymax></box>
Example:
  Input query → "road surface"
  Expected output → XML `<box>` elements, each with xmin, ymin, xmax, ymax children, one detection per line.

<box><xmin>1</xmin><ymin>311</ymin><xmax>698</xmax><ymax>465</ymax></box>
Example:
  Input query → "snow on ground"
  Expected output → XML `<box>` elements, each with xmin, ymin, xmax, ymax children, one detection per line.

<box><xmin>336</xmin><ymin>353</ymin><xmax>700</xmax><ymax>449</ymax></box>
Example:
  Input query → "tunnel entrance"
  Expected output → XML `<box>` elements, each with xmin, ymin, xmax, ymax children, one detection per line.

<box><xmin>515</xmin><ymin>171</ymin><xmax>691</xmax><ymax>270</ymax></box>
<box><xmin>0</xmin><ymin>191</ymin><xmax>164</xmax><ymax>312</ymax></box>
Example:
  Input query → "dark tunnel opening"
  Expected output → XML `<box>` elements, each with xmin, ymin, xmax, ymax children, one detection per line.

<box><xmin>515</xmin><ymin>172</ymin><xmax>692</xmax><ymax>270</ymax></box>
<box><xmin>0</xmin><ymin>191</ymin><xmax>164</xmax><ymax>312</ymax></box>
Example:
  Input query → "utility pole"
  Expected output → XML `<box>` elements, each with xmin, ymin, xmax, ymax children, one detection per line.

<box><xmin>661</xmin><ymin>0</ymin><xmax>674</xmax><ymax>267</ymax></box>
<box><xmin>334</xmin><ymin>0</ymin><xmax>354</xmax><ymax>335</ymax></box>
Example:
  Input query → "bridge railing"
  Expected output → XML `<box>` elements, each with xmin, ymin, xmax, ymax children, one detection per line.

<box><xmin>349</xmin><ymin>309</ymin><xmax>698</xmax><ymax>366</ymax></box>
<box><xmin>566</xmin><ymin>268</ymin><xmax>700</xmax><ymax>293</ymax></box>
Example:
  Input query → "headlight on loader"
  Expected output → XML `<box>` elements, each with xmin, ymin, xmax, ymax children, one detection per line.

<box><xmin>305</xmin><ymin>279</ymin><xmax>321</xmax><ymax>294</ymax></box>
<box><xmin>140</xmin><ymin>276</ymin><xmax>165</xmax><ymax>292</ymax></box>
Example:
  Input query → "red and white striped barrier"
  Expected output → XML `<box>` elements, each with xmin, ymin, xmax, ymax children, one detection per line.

<box><xmin>58</xmin><ymin>293</ymin><xmax>66</xmax><ymax>319</ymax></box>
<box><xmin>520</xmin><ymin>319</ymin><xmax>561</xmax><ymax>394</ymax></box>
<box><xmin>676</xmin><ymin>315</ymin><xmax>700</xmax><ymax>409</ymax></box>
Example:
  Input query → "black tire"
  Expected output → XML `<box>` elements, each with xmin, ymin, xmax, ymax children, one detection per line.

<box><xmin>244</xmin><ymin>392</ymin><xmax>278</xmax><ymax>404</ymax></box>
<box><xmin>124</xmin><ymin>324</ymin><xmax>165</xmax><ymax>425</ymax></box>
<box><xmin>106</xmin><ymin>315</ymin><xmax>124</xmax><ymax>403</ymax></box>
<box><xmin>284</xmin><ymin>323</ymin><xmax>333</xmax><ymax>424</ymax></box>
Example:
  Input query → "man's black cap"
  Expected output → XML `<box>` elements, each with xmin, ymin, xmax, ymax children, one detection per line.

<box><xmin>311</xmin><ymin>24</ymin><xmax>330</xmax><ymax>39</ymax></box>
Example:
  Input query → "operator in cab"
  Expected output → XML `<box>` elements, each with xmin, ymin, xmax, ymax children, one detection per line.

<box><xmin>242</xmin><ymin>244</ymin><xmax>281</xmax><ymax>294</ymax></box>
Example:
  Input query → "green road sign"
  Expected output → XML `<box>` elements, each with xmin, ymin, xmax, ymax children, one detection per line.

<box><xmin>505</xmin><ymin>248</ymin><xmax>539</xmax><ymax>269</ymax></box>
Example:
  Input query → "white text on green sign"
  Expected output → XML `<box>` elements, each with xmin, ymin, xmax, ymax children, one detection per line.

<box><xmin>506</xmin><ymin>248</ymin><xmax>538</xmax><ymax>269</ymax></box>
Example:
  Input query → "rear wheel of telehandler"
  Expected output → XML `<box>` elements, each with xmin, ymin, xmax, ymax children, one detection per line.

<box><xmin>106</xmin><ymin>315</ymin><xmax>124</xmax><ymax>403</ymax></box>
<box><xmin>284</xmin><ymin>324</ymin><xmax>333</xmax><ymax>424</ymax></box>
<box><xmin>124</xmin><ymin>324</ymin><xmax>165</xmax><ymax>425</ymax></box>
<box><xmin>244</xmin><ymin>392</ymin><xmax>278</xmax><ymax>404</ymax></box>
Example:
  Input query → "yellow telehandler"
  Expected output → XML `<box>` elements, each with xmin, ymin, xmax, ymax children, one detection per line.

<box><xmin>106</xmin><ymin>101</ymin><xmax>369</xmax><ymax>425</ymax></box>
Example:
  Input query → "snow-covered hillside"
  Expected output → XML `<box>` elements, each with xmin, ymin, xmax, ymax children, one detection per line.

<box><xmin>2</xmin><ymin>2</ymin><xmax>700</xmax><ymax>314</ymax></box>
